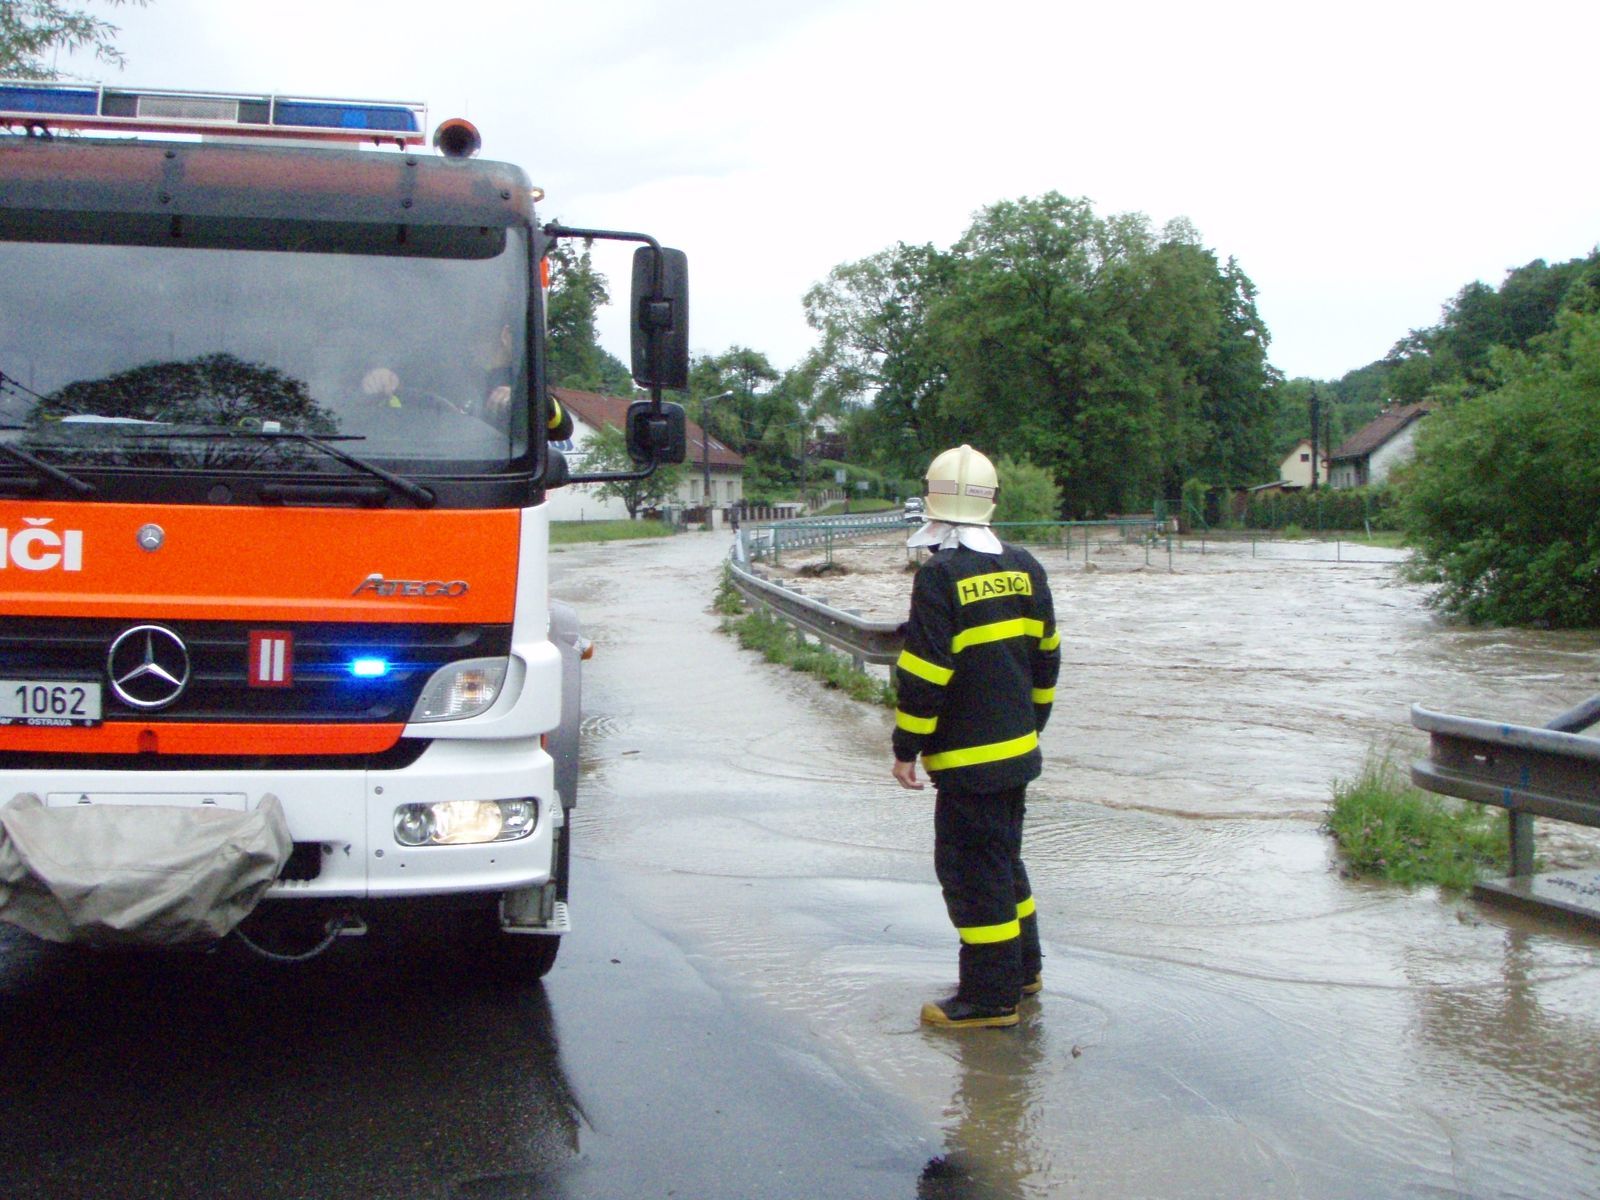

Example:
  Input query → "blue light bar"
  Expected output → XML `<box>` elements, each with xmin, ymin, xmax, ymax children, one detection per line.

<box><xmin>350</xmin><ymin>658</ymin><xmax>392</xmax><ymax>679</ymax></box>
<box><xmin>0</xmin><ymin>84</ymin><xmax>97</xmax><ymax>115</ymax></box>
<box><xmin>0</xmin><ymin>81</ymin><xmax>426</xmax><ymax>145</ymax></box>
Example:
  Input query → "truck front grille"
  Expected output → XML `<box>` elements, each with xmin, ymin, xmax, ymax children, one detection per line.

<box><xmin>0</xmin><ymin>618</ymin><xmax>511</xmax><ymax>724</ymax></box>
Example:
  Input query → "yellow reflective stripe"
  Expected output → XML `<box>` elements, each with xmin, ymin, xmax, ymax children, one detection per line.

<box><xmin>950</xmin><ymin>617</ymin><xmax>1045</xmax><ymax>654</ymax></box>
<box><xmin>1031</xmin><ymin>687</ymin><xmax>1055</xmax><ymax>704</ymax></box>
<box><xmin>956</xmin><ymin>571</ymin><xmax>1033</xmax><ymax>605</ymax></box>
<box><xmin>895</xmin><ymin>710</ymin><xmax>938</xmax><ymax>735</ymax></box>
<box><xmin>896</xmin><ymin>649</ymin><xmax>953</xmax><ymax>686</ymax></box>
<box><xmin>959</xmin><ymin>918</ymin><xmax>1022</xmax><ymax>945</ymax></box>
<box><xmin>1039</xmin><ymin>630</ymin><xmax>1060</xmax><ymax>651</ymax></box>
<box><xmin>1017</xmin><ymin>896</ymin><xmax>1037</xmax><ymax>920</ymax></box>
<box><xmin>923</xmin><ymin>730</ymin><xmax>1039</xmax><ymax>772</ymax></box>
<box><xmin>547</xmin><ymin>398</ymin><xmax>566</xmax><ymax>430</ymax></box>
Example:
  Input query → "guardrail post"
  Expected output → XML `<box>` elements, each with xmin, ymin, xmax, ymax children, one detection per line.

<box><xmin>1411</xmin><ymin>695</ymin><xmax>1600</xmax><ymax>925</ymax></box>
<box><xmin>1510</xmin><ymin>813</ymin><xmax>1536</xmax><ymax>877</ymax></box>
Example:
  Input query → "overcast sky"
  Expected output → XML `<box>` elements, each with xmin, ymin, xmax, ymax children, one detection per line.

<box><xmin>53</xmin><ymin>0</ymin><xmax>1600</xmax><ymax>383</ymax></box>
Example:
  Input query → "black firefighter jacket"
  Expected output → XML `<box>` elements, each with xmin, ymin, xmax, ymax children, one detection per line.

<box><xmin>892</xmin><ymin>541</ymin><xmax>1061</xmax><ymax>794</ymax></box>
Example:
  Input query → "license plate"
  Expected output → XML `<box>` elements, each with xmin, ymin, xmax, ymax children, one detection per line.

<box><xmin>0</xmin><ymin>679</ymin><xmax>103</xmax><ymax>727</ymax></box>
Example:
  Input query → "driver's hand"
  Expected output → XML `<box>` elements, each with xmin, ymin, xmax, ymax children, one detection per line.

<box><xmin>482</xmin><ymin>385</ymin><xmax>511</xmax><ymax>421</ymax></box>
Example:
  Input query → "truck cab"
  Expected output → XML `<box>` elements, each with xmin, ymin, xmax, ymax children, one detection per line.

<box><xmin>0</xmin><ymin>83</ymin><xmax>687</xmax><ymax>976</ymax></box>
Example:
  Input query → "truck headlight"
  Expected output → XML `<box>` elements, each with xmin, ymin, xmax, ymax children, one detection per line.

<box><xmin>392</xmin><ymin>798</ymin><xmax>538</xmax><ymax>846</ymax></box>
<box><xmin>409</xmin><ymin>657</ymin><xmax>509</xmax><ymax>722</ymax></box>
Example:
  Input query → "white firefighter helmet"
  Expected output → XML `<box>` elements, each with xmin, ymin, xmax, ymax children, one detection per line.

<box><xmin>923</xmin><ymin>444</ymin><xmax>999</xmax><ymax>525</ymax></box>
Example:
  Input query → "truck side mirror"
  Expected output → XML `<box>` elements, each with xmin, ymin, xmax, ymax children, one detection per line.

<box><xmin>630</xmin><ymin>246</ymin><xmax>689</xmax><ymax>391</ymax></box>
<box><xmin>626</xmin><ymin>400</ymin><xmax>686</xmax><ymax>465</ymax></box>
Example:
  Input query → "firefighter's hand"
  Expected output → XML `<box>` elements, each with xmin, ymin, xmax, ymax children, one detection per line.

<box><xmin>892</xmin><ymin>758</ymin><xmax>924</xmax><ymax>790</ymax></box>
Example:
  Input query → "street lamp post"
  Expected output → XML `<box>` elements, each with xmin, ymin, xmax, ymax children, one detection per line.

<box><xmin>700</xmin><ymin>389</ymin><xmax>734</xmax><ymax>524</ymax></box>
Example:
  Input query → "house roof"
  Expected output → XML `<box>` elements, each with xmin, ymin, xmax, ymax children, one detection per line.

<box><xmin>554</xmin><ymin>387</ymin><xmax>744</xmax><ymax>470</ymax></box>
<box><xmin>1331</xmin><ymin>403</ymin><xmax>1431</xmax><ymax>462</ymax></box>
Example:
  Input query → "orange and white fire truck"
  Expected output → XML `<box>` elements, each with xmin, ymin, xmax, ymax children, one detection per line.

<box><xmin>0</xmin><ymin>83</ymin><xmax>688</xmax><ymax>976</ymax></box>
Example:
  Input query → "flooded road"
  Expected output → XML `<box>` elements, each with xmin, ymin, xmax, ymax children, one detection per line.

<box><xmin>554</xmin><ymin>531</ymin><xmax>1600</xmax><ymax>1199</ymax></box>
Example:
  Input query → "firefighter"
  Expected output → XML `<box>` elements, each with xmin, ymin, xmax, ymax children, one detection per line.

<box><xmin>892</xmin><ymin>445</ymin><xmax>1060</xmax><ymax>1029</ymax></box>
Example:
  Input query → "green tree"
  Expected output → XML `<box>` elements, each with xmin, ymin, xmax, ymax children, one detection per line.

<box><xmin>0</xmin><ymin>0</ymin><xmax>145</xmax><ymax>78</ymax></box>
<box><xmin>928</xmin><ymin>195</ymin><xmax>1273</xmax><ymax>516</ymax></box>
<box><xmin>690</xmin><ymin>346</ymin><xmax>783</xmax><ymax>452</ymax></box>
<box><xmin>803</xmin><ymin>241</ymin><xmax>956</xmax><ymax>478</ymax></box>
<box><xmin>544</xmin><ymin>241</ymin><xmax>631</xmax><ymax>394</ymax></box>
<box><xmin>1399</xmin><ymin>308</ymin><xmax>1600</xmax><ymax>628</ymax></box>
<box><xmin>993</xmin><ymin>456</ymin><xmax>1061</xmax><ymax>524</ymax></box>
<box><xmin>578</xmin><ymin>422</ymin><xmax>682</xmax><ymax>519</ymax></box>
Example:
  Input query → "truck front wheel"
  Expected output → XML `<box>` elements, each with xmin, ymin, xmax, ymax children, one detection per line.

<box><xmin>486</xmin><ymin>930</ymin><xmax>561</xmax><ymax>981</ymax></box>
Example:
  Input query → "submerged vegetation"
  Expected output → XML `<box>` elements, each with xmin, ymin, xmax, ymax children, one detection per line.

<box><xmin>1324</xmin><ymin>757</ymin><xmax>1509</xmax><ymax>890</ymax></box>
<box><xmin>714</xmin><ymin>571</ymin><xmax>895</xmax><ymax>708</ymax></box>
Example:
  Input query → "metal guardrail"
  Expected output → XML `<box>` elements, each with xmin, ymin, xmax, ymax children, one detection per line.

<box><xmin>748</xmin><ymin>510</ymin><xmax>909</xmax><ymax>565</ymax></box>
<box><xmin>1411</xmin><ymin>693</ymin><xmax>1600</xmax><ymax>926</ymax></box>
<box><xmin>730</xmin><ymin>513</ymin><xmax>1160</xmax><ymax>662</ymax></box>
<box><xmin>727</xmin><ymin>530</ymin><xmax>903</xmax><ymax>666</ymax></box>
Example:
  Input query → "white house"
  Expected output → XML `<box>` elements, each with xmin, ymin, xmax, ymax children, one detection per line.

<box><xmin>1329</xmin><ymin>403</ymin><xmax>1431</xmax><ymax>489</ymax></box>
<box><xmin>1275</xmin><ymin>438</ymin><xmax>1331</xmax><ymax>490</ymax></box>
<box><xmin>544</xmin><ymin>388</ymin><xmax>744</xmax><ymax>521</ymax></box>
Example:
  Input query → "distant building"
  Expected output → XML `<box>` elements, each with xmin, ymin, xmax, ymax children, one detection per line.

<box><xmin>1275</xmin><ymin>438</ymin><xmax>1332</xmax><ymax>490</ymax></box>
<box><xmin>1328</xmin><ymin>403</ymin><xmax>1432</xmax><ymax>489</ymax></box>
<box><xmin>546</xmin><ymin>388</ymin><xmax>745</xmax><ymax>521</ymax></box>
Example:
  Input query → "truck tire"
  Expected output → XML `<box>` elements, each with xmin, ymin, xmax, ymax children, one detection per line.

<box><xmin>486</xmin><ymin>930</ymin><xmax>561</xmax><ymax>982</ymax></box>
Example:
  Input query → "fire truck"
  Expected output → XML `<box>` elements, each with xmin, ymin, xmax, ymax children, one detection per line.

<box><xmin>0</xmin><ymin>83</ymin><xmax>688</xmax><ymax>977</ymax></box>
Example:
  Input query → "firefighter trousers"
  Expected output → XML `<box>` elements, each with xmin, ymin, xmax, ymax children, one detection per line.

<box><xmin>933</xmin><ymin>784</ymin><xmax>1042</xmax><ymax>1009</ymax></box>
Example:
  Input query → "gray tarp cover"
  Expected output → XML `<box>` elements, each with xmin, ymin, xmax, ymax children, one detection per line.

<box><xmin>0</xmin><ymin>793</ymin><xmax>292</xmax><ymax>945</ymax></box>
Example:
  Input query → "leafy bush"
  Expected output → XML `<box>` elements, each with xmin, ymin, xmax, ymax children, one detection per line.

<box><xmin>1398</xmin><ymin>310</ymin><xmax>1600</xmax><ymax>628</ymax></box>
<box><xmin>994</xmin><ymin>455</ymin><xmax>1063</xmax><ymax>524</ymax></box>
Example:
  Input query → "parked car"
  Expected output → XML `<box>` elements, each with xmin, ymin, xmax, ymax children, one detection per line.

<box><xmin>903</xmin><ymin>497</ymin><xmax>926</xmax><ymax>524</ymax></box>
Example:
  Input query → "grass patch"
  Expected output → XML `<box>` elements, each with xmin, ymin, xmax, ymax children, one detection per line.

<box><xmin>716</xmin><ymin>585</ymin><xmax>895</xmax><ymax>707</ymax></box>
<box><xmin>1324</xmin><ymin>757</ymin><xmax>1508</xmax><ymax>890</ymax></box>
<box><xmin>551</xmin><ymin>519</ymin><xmax>675</xmax><ymax>544</ymax></box>
<box><xmin>1340</xmin><ymin>529</ymin><xmax>1406</xmax><ymax>549</ymax></box>
<box><xmin>712</xmin><ymin>566</ymin><xmax>746</xmax><ymax>616</ymax></box>
<box><xmin>810</xmin><ymin>498</ymin><xmax>898</xmax><ymax>516</ymax></box>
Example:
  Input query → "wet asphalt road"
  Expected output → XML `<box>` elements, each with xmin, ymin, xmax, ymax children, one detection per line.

<box><xmin>0</xmin><ymin>862</ymin><xmax>939</xmax><ymax>1200</ymax></box>
<box><xmin>0</xmin><ymin>857</ymin><xmax>947</xmax><ymax>1200</ymax></box>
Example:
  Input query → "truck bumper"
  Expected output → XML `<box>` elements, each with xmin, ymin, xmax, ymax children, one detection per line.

<box><xmin>0</xmin><ymin>736</ymin><xmax>559</xmax><ymax>903</ymax></box>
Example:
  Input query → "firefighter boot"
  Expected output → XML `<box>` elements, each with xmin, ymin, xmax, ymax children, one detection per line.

<box><xmin>1021</xmin><ymin>973</ymin><xmax>1043</xmax><ymax>997</ymax></box>
<box><xmin>920</xmin><ymin>996</ymin><xmax>1019</xmax><ymax>1030</ymax></box>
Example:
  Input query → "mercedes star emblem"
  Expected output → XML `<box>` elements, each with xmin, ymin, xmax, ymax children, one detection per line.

<box><xmin>107</xmin><ymin>624</ymin><xmax>191</xmax><ymax>710</ymax></box>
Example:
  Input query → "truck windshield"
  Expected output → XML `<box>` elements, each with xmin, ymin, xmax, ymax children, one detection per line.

<box><xmin>0</xmin><ymin>231</ymin><xmax>530</xmax><ymax>477</ymax></box>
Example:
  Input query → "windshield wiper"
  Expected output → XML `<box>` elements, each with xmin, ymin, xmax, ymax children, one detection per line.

<box><xmin>128</xmin><ymin>428</ymin><xmax>435</xmax><ymax>508</ymax></box>
<box><xmin>0</xmin><ymin>425</ymin><xmax>96</xmax><ymax>494</ymax></box>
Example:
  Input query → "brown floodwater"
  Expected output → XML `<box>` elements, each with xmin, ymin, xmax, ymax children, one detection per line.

<box><xmin>552</xmin><ymin>531</ymin><xmax>1600</xmax><ymax>1199</ymax></box>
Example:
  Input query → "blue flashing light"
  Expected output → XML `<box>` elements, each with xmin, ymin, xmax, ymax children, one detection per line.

<box><xmin>0</xmin><ymin>80</ymin><xmax>426</xmax><ymax>145</ymax></box>
<box><xmin>350</xmin><ymin>657</ymin><xmax>391</xmax><ymax>679</ymax></box>
<box><xmin>0</xmin><ymin>84</ymin><xmax>98</xmax><ymax>115</ymax></box>
<box><xmin>274</xmin><ymin>101</ymin><xmax>419</xmax><ymax>135</ymax></box>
